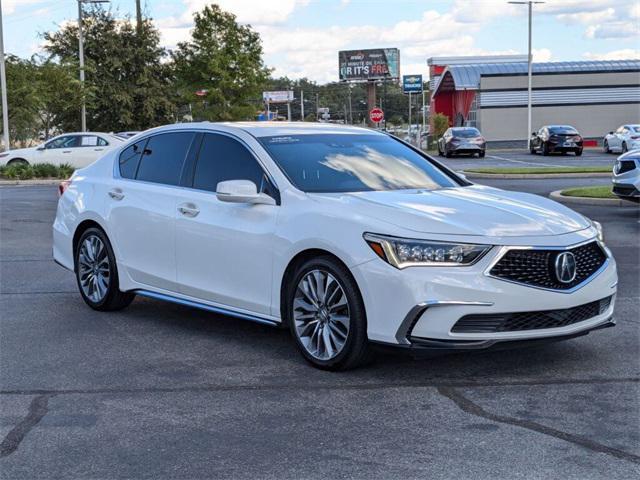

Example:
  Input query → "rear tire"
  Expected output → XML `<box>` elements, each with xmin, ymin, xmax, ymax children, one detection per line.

<box><xmin>622</xmin><ymin>142</ymin><xmax>628</xmax><ymax>153</ymax></box>
<box><xmin>445</xmin><ymin>147</ymin><xmax>452</xmax><ymax>158</ymax></box>
<box><xmin>286</xmin><ymin>256</ymin><xmax>371</xmax><ymax>371</ymax></box>
<box><xmin>542</xmin><ymin>142</ymin><xmax>550</xmax><ymax>156</ymax></box>
<box><xmin>75</xmin><ymin>227</ymin><xmax>135</xmax><ymax>311</ymax></box>
<box><xmin>7</xmin><ymin>158</ymin><xmax>28</xmax><ymax>166</ymax></box>
<box><xmin>478</xmin><ymin>150</ymin><xmax>485</xmax><ymax>158</ymax></box>
<box><xmin>603</xmin><ymin>140</ymin><xmax>610</xmax><ymax>153</ymax></box>
<box><xmin>575</xmin><ymin>149</ymin><xmax>583</xmax><ymax>156</ymax></box>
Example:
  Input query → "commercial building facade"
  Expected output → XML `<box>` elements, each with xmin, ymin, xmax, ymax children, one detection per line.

<box><xmin>428</xmin><ymin>56</ymin><xmax>640</xmax><ymax>144</ymax></box>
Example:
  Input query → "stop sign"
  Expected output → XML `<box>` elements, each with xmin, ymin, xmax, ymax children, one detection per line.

<box><xmin>369</xmin><ymin>107</ymin><xmax>384</xmax><ymax>123</ymax></box>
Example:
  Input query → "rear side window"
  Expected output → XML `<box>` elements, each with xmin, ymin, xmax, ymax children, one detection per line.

<box><xmin>192</xmin><ymin>133</ymin><xmax>265</xmax><ymax>192</ymax></box>
<box><xmin>136</xmin><ymin>132</ymin><xmax>196</xmax><ymax>186</ymax></box>
<box><xmin>119</xmin><ymin>139</ymin><xmax>148</xmax><ymax>179</ymax></box>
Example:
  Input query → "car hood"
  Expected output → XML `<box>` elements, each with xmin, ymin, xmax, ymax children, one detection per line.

<box><xmin>310</xmin><ymin>185</ymin><xmax>590</xmax><ymax>237</ymax></box>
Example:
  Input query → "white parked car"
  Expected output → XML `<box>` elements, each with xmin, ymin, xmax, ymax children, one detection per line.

<box><xmin>53</xmin><ymin>122</ymin><xmax>617</xmax><ymax>370</ymax></box>
<box><xmin>612</xmin><ymin>150</ymin><xmax>640</xmax><ymax>202</ymax></box>
<box><xmin>0</xmin><ymin>132</ymin><xmax>123</xmax><ymax>168</ymax></box>
<box><xmin>603</xmin><ymin>124</ymin><xmax>640</xmax><ymax>154</ymax></box>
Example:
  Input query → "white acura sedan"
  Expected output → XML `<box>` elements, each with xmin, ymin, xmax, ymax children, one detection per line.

<box><xmin>53</xmin><ymin>122</ymin><xmax>617</xmax><ymax>370</ymax></box>
<box><xmin>0</xmin><ymin>132</ymin><xmax>123</xmax><ymax>168</ymax></box>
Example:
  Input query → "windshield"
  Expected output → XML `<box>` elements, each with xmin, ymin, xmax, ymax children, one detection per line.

<box><xmin>452</xmin><ymin>128</ymin><xmax>481</xmax><ymax>138</ymax></box>
<box><xmin>258</xmin><ymin>134</ymin><xmax>459</xmax><ymax>193</ymax></box>
<box><xmin>549</xmin><ymin>126</ymin><xmax>578</xmax><ymax>135</ymax></box>
<box><xmin>632</xmin><ymin>126</ymin><xmax>640</xmax><ymax>133</ymax></box>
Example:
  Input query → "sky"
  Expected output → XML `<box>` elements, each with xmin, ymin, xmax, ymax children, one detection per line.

<box><xmin>3</xmin><ymin>0</ymin><xmax>639</xmax><ymax>83</ymax></box>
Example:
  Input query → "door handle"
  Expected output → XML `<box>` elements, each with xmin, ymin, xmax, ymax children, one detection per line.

<box><xmin>178</xmin><ymin>203</ymin><xmax>199</xmax><ymax>217</ymax></box>
<box><xmin>62</xmin><ymin>150</ymin><xmax>72</xmax><ymax>153</ymax></box>
<box><xmin>94</xmin><ymin>148</ymin><xmax>104</xmax><ymax>151</ymax></box>
<box><xmin>108</xmin><ymin>188</ymin><xmax>124</xmax><ymax>201</ymax></box>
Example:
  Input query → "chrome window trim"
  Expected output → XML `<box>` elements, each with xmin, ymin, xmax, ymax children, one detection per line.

<box><xmin>483</xmin><ymin>238</ymin><xmax>611</xmax><ymax>294</ymax></box>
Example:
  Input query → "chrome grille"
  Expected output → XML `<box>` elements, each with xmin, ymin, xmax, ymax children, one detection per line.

<box><xmin>489</xmin><ymin>241</ymin><xmax>607</xmax><ymax>290</ymax></box>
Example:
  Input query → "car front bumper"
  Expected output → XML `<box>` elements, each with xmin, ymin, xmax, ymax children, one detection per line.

<box><xmin>612</xmin><ymin>171</ymin><xmax>640</xmax><ymax>199</ymax></box>
<box><xmin>352</xmin><ymin>238</ymin><xmax>617</xmax><ymax>348</ymax></box>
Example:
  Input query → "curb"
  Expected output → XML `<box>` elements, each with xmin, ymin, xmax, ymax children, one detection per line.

<box><xmin>550</xmin><ymin>190</ymin><xmax>637</xmax><ymax>207</ymax></box>
<box><xmin>463</xmin><ymin>171</ymin><xmax>611</xmax><ymax>179</ymax></box>
<box><xmin>0</xmin><ymin>179</ymin><xmax>62</xmax><ymax>186</ymax></box>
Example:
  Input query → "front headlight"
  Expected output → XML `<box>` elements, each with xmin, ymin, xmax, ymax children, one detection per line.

<box><xmin>591</xmin><ymin>220</ymin><xmax>604</xmax><ymax>243</ymax></box>
<box><xmin>364</xmin><ymin>233</ymin><xmax>492</xmax><ymax>269</ymax></box>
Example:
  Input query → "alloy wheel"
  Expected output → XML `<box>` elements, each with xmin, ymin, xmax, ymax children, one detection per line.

<box><xmin>78</xmin><ymin>235</ymin><xmax>111</xmax><ymax>303</ymax></box>
<box><xmin>293</xmin><ymin>269</ymin><xmax>350</xmax><ymax>360</ymax></box>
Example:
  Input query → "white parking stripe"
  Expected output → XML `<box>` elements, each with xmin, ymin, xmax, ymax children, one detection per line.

<box><xmin>487</xmin><ymin>155</ymin><xmax>559</xmax><ymax>168</ymax></box>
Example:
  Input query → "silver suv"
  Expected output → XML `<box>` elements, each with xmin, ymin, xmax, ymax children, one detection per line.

<box><xmin>612</xmin><ymin>151</ymin><xmax>640</xmax><ymax>202</ymax></box>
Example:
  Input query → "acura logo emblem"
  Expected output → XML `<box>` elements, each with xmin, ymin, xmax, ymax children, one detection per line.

<box><xmin>555</xmin><ymin>252</ymin><xmax>577</xmax><ymax>284</ymax></box>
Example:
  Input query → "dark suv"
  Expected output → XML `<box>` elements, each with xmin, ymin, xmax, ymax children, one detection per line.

<box><xmin>530</xmin><ymin>125</ymin><xmax>583</xmax><ymax>156</ymax></box>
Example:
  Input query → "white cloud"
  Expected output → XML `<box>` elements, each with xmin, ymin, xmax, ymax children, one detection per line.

<box><xmin>583</xmin><ymin>49</ymin><xmax>640</xmax><ymax>61</ymax></box>
<box><xmin>3</xmin><ymin>0</ymin><xmax>48</xmax><ymax>15</ymax></box>
<box><xmin>586</xmin><ymin>21</ymin><xmax>639</xmax><ymax>39</ymax></box>
<box><xmin>556</xmin><ymin>8</ymin><xmax>615</xmax><ymax>25</ymax></box>
<box><xmin>532</xmin><ymin>48</ymin><xmax>553</xmax><ymax>62</ymax></box>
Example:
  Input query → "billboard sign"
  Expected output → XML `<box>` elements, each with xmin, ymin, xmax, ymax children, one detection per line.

<box><xmin>339</xmin><ymin>48</ymin><xmax>400</xmax><ymax>82</ymax></box>
<box><xmin>263</xmin><ymin>91</ymin><xmax>294</xmax><ymax>103</ymax></box>
<box><xmin>402</xmin><ymin>74</ymin><xmax>423</xmax><ymax>94</ymax></box>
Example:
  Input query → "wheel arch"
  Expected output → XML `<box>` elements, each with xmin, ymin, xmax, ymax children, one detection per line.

<box><xmin>279</xmin><ymin>248</ymin><xmax>363</xmax><ymax>327</ymax></box>
<box><xmin>7</xmin><ymin>157</ymin><xmax>29</xmax><ymax>166</ymax></box>
<box><xmin>72</xmin><ymin>219</ymin><xmax>108</xmax><ymax>270</ymax></box>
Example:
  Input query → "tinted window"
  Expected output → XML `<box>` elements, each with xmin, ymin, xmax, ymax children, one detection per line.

<box><xmin>258</xmin><ymin>134</ymin><xmax>458</xmax><ymax>193</ymax></box>
<box><xmin>549</xmin><ymin>126</ymin><xmax>578</xmax><ymax>135</ymax></box>
<box><xmin>119</xmin><ymin>139</ymin><xmax>148</xmax><ymax>179</ymax></box>
<box><xmin>193</xmin><ymin>133</ymin><xmax>265</xmax><ymax>192</ymax></box>
<box><xmin>47</xmin><ymin>135</ymin><xmax>79</xmax><ymax>149</ymax></box>
<box><xmin>97</xmin><ymin>137</ymin><xmax>109</xmax><ymax>146</ymax></box>
<box><xmin>451</xmin><ymin>128</ymin><xmax>481</xmax><ymax>138</ymax></box>
<box><xmin>136</xmin><ymin>132</ymin><xmax>195</xmax><ymax>185</ymax></box>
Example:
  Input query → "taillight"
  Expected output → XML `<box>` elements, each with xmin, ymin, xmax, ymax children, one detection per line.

<box><xmin>58</xmin><ymin>179</ymin><xmax>71</xmax><ymax>196</ymax></box>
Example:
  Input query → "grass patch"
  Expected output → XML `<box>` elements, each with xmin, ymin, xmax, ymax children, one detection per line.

<box><xmin>0</xmin><ymin>163</ymin><xmax>75</xmax><ymax>180</ymax></box>
<box><xmin>465</xmin><ymin>166</ymin><xmax>610</xmax><ymax>175</ymax></box>
<box><xmin>561</xmin><ymin>186</ymin><xmax>617</xmax><ymax>199</ymax></box>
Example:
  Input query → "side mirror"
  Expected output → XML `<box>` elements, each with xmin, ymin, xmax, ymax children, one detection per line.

<box><xmin>36</xmin><ymin>145</ymin><xmax>46</xmax><ymax>151</ymax></box>
<box><xmin>609</xmin><ymin>131</ymin><xmax>614</xmax><ymax>135</ymax></box>
<box><xmin>532</xmin><ymin>132</ymin><xmax>536</xmax><ymax>136</ymax></box>
<box><xmin>216</xmin><ymin>180</ymin><xmax>275</xmax><ymax>206</ymax></box>
<box><xmin>458</xmin><ymin>172</ymin><xmax>468</xmax><ymax>181</ymax></box>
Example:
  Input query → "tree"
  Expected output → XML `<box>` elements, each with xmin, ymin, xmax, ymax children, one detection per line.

<box><xmin>172</xmin><ymin>4</ymin><xmax>271</xmax><ymax>121</ymax></box>
<box><xmin>43</xmin><ymin>7</ymin><xmax>176</xmax><ymax>132</ymax></box>
<box><xmin>432</xmin><ymin>113</ymin><xmax>450</xmax><ymax>139</ymax></box>
<box><xmin>1</xmin><ymin>56</ymin><xmax>39</xmax><ymax>146</ymax></box>
<box><xmin>33</xmin><ymin>57</ymin><xmax>83</xmax><ymax>139</ymax></box>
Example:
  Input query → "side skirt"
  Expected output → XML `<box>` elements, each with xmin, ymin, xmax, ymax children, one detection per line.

<box><xmin>135</xmin><ymin>290</ymin><xmax>280</xmax><ymax>328</ymax></box>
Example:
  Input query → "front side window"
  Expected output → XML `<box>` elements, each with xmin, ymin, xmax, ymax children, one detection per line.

<box><xmin>47</xmin><ymin>136</ymin><xmax>79</xmax><ymax>149</ymax></box>
<box><xmin>258</xmin><ymin>134</ymin><xmax>459</xmax><ymax>193</ymax></box>
<box><xmin>192</xmin><ymin>133</ymin><xmax>266</xmax><ymax>192</ymax></box>
<box><xmin>135</xmin><ymin>132</ymin><xmax>195</xmax><ymax>186</ymax></box>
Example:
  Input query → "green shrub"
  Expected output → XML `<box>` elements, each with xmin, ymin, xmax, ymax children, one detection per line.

<box><xmin>432</xmin><ymin>113</ymin><xmax>450</xmax><ymax>139</ymax></box>
<box><xmin>3</xmin><ymin>163</ymin><xmax>34</xmax><ymax>180</ymax></box>
<box><xmin>57</xmin><ymin>163</ymin><xmax>75</xmax><ymax>179</ymax></box>
<box><xmin>32</xmin><ymin>163</ymin><xmax>59</xmax><ymax>178</ymax></box>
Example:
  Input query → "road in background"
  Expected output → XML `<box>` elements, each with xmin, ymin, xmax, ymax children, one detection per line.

<box><xmin>0</xmin><ymin>180</ymin><xmax>638</xmax><ymax>479</ymax></box>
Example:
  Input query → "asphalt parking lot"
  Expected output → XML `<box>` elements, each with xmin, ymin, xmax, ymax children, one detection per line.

<box><xmin>439</xmin><ymin>147</ymin><xmax>616</xmax><ymax>170</ymax></box>
<box><xmin>1</xmin><ymin>174</ymin><xmax>639</xmax><ymax>478</ymax></box>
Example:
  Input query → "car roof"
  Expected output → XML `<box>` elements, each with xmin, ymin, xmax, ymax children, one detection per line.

<box><xmin>141</xmin><ymin>121</ymin><xmax>382</xmax><ymax>138</ymax></box>
<box><xmin>546</xmin><ymin>125</ymin><xmax>577</xmax><ymax>129</ymax></box>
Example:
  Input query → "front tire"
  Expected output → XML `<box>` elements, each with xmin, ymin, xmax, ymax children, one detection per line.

<box><xmin>622</xmin><ymin>142</ymin><xmax>628</xmax><ymax>153</ymax></box>
<box><xmin>286</xmin><ymin>256</ymin><xmax>371</xmax><ymax>371</ymax></box>
<box><xmin>575</xmin><ymin>148</ymin><xmax>583</xmax><ymax>156</ymax></box>
<box><xmin>75</xmin><ymin>227</ymin><xmax>135</xmax><ymax>311</ymax></box>
<box><xmin>603</xmin><ymin>140</ymin><xmax>610</xmax><ymax>153</ymax></box>
<box><xmin>479</xmin><ymin>150</ymin><xmax>485</xmax><ymax>158</ymax></box>
<box><xmin>542</xmin><ymin>142</ymin><xmax>550</xmax><ymax>156</ymax></box>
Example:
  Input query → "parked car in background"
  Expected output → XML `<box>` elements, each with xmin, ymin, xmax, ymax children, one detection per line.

<box><xmin>530</xmin><ymin>125</ymin><xmax>583</xmax><ymax>156</ymax></box>
<box><xmin>612</xmin><ymin>150</ymin><xmax>640</xmax><ymax>202</ymax></box>
<box><xmin>0</xmin><ymin>133</ymin><xmax>123</xmax><ymax>168</ymax></box>
<box><xmin>437</xmin><ymin>127</ymin><xmax>486</xmax><ymax>158</ymax></box>
<box><xmin>115</xmin><ymin>131</ymin><xmax>141</xmax><ymax>140</ymax></box>
<box><xmin>54</xmin><ymin>122</ymin><xmax>616</xmax><ymax>370</ymax></box>
<box><xmin>603</xmin><ymin>125</ymin><xmax>640</xmax><ymax>154</ymax></box>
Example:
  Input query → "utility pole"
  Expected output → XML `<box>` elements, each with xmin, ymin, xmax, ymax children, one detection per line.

<box><xmin>0</xmin><ymin>0</ymin><xmax>9</xmax><ymax>151</ymax></box>
<box><xmin>300</xmin><ymin>90</ymin><xmax>304</xmax><ymax>120</ymax></box>
<box><xmin>348</xmin><ymin>85</ymin><xmax>353</xmax><ymax>125</ymax></box>
<box><xmin>509</xmin><ymin>1</ymin><xmax>544</xmax><ymax>148</ymax></box>
<box><xmin>135</xmin><ymin>0</ymin><xmax>143</xmax><ymax>35</ymax></box>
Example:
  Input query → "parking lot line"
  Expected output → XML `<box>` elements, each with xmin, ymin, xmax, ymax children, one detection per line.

<box><xmin>487</xmin><ymin>154</ymin><xmax>559</xmax><ymax>168</ymax></box>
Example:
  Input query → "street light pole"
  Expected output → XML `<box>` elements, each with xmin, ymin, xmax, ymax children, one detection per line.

<box><xmin>509</xmin><ymin>1</ymin><xmax>544</xmax><ymax>149</ymax></box>
<box><xmin>77</xmin><ymin>0</ymin><xmax>109</xmax><ymax>132</ymax></box>
<box><xmin>0</xmin><ymin>0</ymin><xmax>9</xmax><ymax>151</ymax></box>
